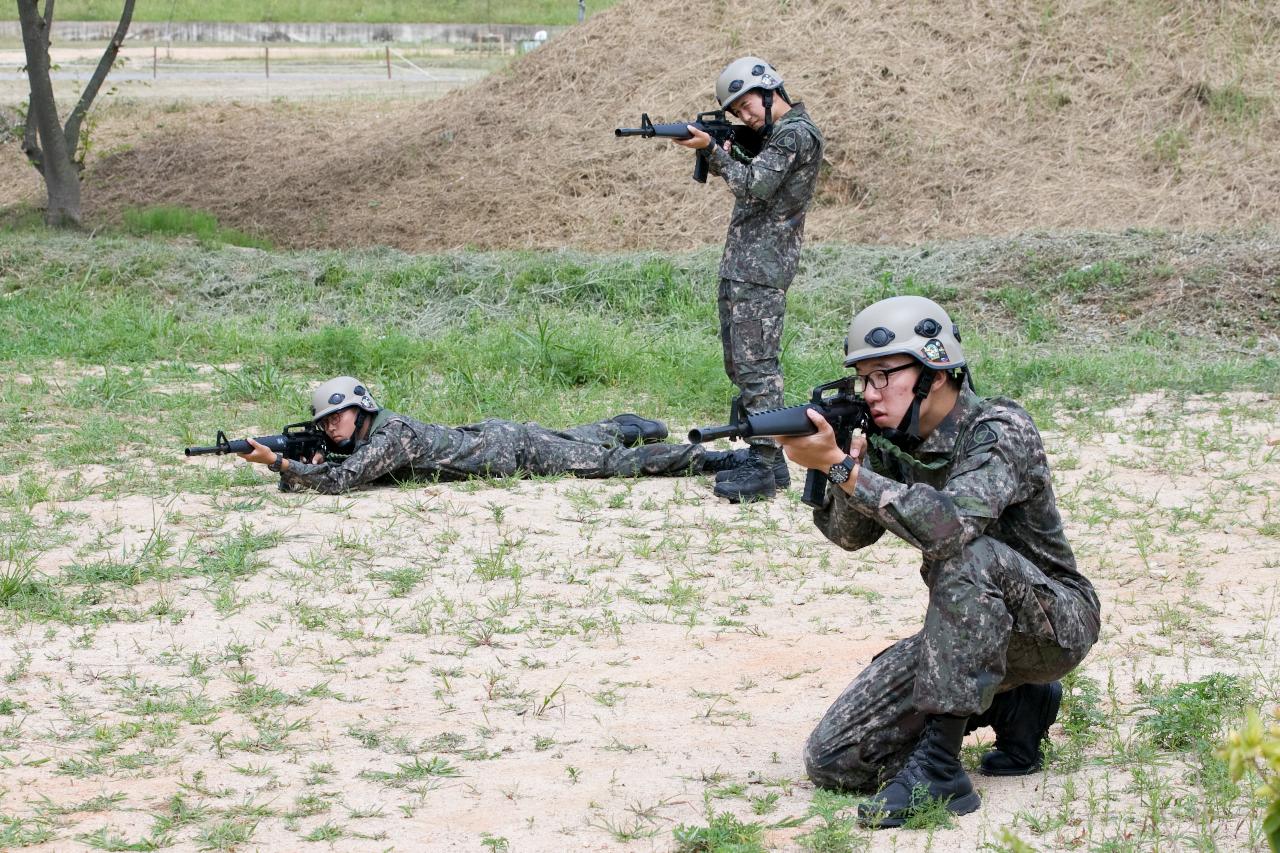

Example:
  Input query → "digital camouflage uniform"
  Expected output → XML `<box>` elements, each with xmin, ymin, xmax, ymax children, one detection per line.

<box><xmin>803</xmin><ymin>387</ymin><xmax>1101</xmax><ymax>792</ymax></box>
<box><xmin>705</xmin><ymin>103</ymin><xmax>823</xmax><ymax>447</ymax></box>
<box><xmin>279</xmin><ymin>409</ymin><xmax>706</xmax><ymax>495</ymax></box>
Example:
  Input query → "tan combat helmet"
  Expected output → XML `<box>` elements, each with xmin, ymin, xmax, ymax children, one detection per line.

<box><xmin>844</xmin><ymin>296</ymin><xmax>969</xmax><ymax>450</ymax></box>
<box><xmin>310</xmin><ymin>376</ymin><xmax>379</xmax><ymax>422</ymax></box>
<box><xmin>715</xmin><ymin>56</ymin><xmax>785</xmax><ymax>111</ymax></box>
<box><xmin>844</xmin><ymin>295</ymin><xmax>966</xmax><ymax>371</ymax></box>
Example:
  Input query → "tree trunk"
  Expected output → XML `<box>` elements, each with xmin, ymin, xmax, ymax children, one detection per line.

<box><xmin>16</xmin><ymin>0</ymin><xmax>136</xmax><ymax>229</ymax></box>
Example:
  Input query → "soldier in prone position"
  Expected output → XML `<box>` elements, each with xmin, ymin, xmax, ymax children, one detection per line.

<box><xmin>773</xmin><ymin>296</ymin><xmax>1101</xmax><ymax>827</ymax></box>
<box><xmin>237</xmin><ymin>376</ymin><xmax>737</xmax><ymax>494</ymax></box>
<box><xmin>673</xmin><ymin>57</ymin><xmax>824</xmax><ymax>503</ymax></box>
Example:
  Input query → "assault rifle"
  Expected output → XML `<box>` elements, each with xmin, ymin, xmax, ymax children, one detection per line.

<box><xmin>614</xmin><ymin>110</ymin><xmax>762</xmax><ymax>183</ymax></box>
<box><xmin>184</xmin><ymin>421</ymin><xmax>327</xmax><ymax>462</ymax></box>
<box><xmin>689</xmin><ymin>378</ymin><xmax>874</xmax><ymax>509</ymax></box>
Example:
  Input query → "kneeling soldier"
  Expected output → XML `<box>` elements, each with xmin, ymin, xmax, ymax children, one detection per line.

<box><xmin>774</xmin><ymin>296</ymin><xmax>1101</xmax><ymax>827</ymax></box>
<box><xmin>238</xmin><ymin>376</ymin><xmax>735</xmax><ymax>494</ymax></box>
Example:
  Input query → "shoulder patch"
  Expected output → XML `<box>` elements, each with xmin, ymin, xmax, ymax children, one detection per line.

<box><xmin>967</xmin><ymin>422</ymin><xmax>1000</xmax><ymax>453</ymax></box>
<box><xmin>773</xmin><ymin>128</ymin><xmax>800</xmax><ymax>154</ymax></box>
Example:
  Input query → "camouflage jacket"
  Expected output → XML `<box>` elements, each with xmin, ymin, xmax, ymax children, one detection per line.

<box><xmin>814</xmin><ymin>388</ymin><xmax>1099</xmax><ymax>607</ymax></box>
<box><xmin>705</xmin><ymin>102</ymin><xmax>824</xmax><ymax>289</ymax></box>
<box><xmin>278</xmin><ymin>409</ymin><xmax>514</xmax><ymax>495</ymax></box>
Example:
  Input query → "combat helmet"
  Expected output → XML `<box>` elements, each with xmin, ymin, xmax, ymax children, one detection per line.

<box><xmin>311</xmin><ymin>376</ymin><xmax>380</xmax><ymax>421</ymax></box>
<box><xmin>844</xmin><ymin>295</ymin><xmax>966</xmax><ymax>371</ymax></box>
<box><xmin>310</xmin><ymin>376</ymin><xmax>380</xmax><ymax>453</ymax></box>
<box><xmin>843</xmin><ymin>296</ymin><xmax>969</xmax><ymax>451</ymax></box>
<box><xmin>716</xmin><ymin>56</ymin><xmax>788</xmax><ymax>134</ymax></box>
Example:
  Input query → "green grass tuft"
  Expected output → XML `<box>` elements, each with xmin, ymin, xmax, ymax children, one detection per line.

<box><xmin>1136</xmin><ymin>674</ymin><xmax>1252</xmax><ymax>752</ymax></box>
<box><xmin>122</xmin><ymin>206</ymin><xmax>272</xmax><ymax>250</ymax></box>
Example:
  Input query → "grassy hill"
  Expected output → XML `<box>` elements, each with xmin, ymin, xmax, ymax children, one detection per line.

<box><xmin>4</xmin><ymin>0</ymin><xmax>1278</xmax><ymax>251</ymax></box>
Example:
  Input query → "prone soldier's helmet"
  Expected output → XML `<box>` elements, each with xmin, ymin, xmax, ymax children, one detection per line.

<box><xmin>310</xmin><ymin>376</ymin><xmax>379</xmax><ymax>423</ymax></box>
<box><xmin>843</xmin><ymin>295</ymin><xmax>966</xmax><ymax>372</ymax></box>
<box><xmin>716</xmin><ymin>56</ymin><xmax>785</xmax><ymax>111</ymax></box>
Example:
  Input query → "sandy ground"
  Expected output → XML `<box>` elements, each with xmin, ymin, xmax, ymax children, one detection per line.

<box><xmin>0</xmin><ymin>391</ymin><xmax>1277</xmax><ymax>850</ymax></box>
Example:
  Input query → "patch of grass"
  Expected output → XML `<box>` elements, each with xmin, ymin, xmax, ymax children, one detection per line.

<box><xmin>122</xmin><ymin>206</ymin><xmax>272</xmax><ymax>250</ymax></box>
<box><xmin>358</xmin><ymin>755</ymin><xmax>461</xmax><ymax>787</ymax></box>
<box><xmin>1136</xmin><ymin>674</ymin><xmax>1252</xmax><ymax>752</ymax></box>
<box><xmin>1192</xmin><ymin>81</ymin><xmax>1267</xmax><ymax>124</ymax></box>
<box><xmin>1150</xmin><ymin>128</ymin><xmax>1190</xmax><ymax>167</ymax></box>
<box><xmin>0</xmin><ymin>813</ymin><xmax>56</xmax><ymax>847</ymax></box>
<box><xmin>1048</xmin><ymin>671</ymin><xmax>1107</xmax><ymax>771</ymax></box>
<box><xmin>673</xmin><ymin>810</ymin><xmax>767</xmax><ymax>853</ymax></box>
<box><xmin>797</xmin><ymin>789</ymin><xmax>867</xmax><ymax>852</ymax></box>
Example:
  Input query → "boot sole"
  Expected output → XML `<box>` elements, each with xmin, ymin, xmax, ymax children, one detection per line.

<box><xmin>858</xmin><ymin>791</ymin><xmax>982</xmax><ymax>828</ymax></box>
<box><xmin>978</xmin><ymin>761</ymin><xmax>1043</xmax><ymax>777</ymax></box>
<box><xmin>713</xmin><ymin>485</ymin><xmax>777</xmax><ymax>503</ymax></box>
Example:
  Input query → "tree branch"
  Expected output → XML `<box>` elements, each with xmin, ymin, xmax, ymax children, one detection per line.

<box><xmin>63</xmin><ymin>0</ymin><xmax>135</xmax><ymax>159</ymax></box>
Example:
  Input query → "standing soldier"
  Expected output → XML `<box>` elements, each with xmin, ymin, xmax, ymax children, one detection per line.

<box><xmin>774</xmin><ymin>296</ymin><xmax>1101</xmax><ymax>826</ymax></box>
<box><xmin>674</xmin><ymin>57</ymin><xmax>824</xmax><ymax>502</ymax></box>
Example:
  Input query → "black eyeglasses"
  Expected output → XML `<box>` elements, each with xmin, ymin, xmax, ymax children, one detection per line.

<box><xmin>853</xmin><ymin>362</ymin><xmax>918</xmax><ymax>394</ymax></box>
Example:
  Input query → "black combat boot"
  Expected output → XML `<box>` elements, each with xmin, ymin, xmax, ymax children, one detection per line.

<box><xmin>610</xmin><ymin>413</ymin><xmax>668</xmax><ymax>447</ymax></box>
<box><xmin>699</xmin><ymin>449</ymin><xmax>740</xmax><ymax>474</ymax></box>
<box><xmin>712</xmin><ymin>446</ymin><xmax>777</xmax><ymax>503</ymax></box>
<box><xmin>713</xmin><ymin>447</ymin><xmax>791</xmax><ymax>489</ymax></box>
<box><xmin>978</xmin><ymin>681</ymin><xmax>1062</xmax><ymax>776</ymax></box>
<box><xmin>857</xmin><ymin>714</ymin><xmax>981</xmax><ymax>828</ymax></box>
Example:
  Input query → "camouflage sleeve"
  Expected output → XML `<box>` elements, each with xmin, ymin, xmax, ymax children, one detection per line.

<box><xmin>843</xmin><ymin>414</ymin><xmax>1040</xmax><ymax>562</ymax></box>
<box><xmin>705</xmin><ymin>126</ymin><xmax>808</xmax><ymax>202</ymax></box>
<box><xmin>813</xmin><ymin>484</ymin><xmax>887</xmax><ymax>551</ymax></box>
<box><xmin>278</xmin><ymin>420</ymin><xmax>417</xmax><ymax>495</ymax></box>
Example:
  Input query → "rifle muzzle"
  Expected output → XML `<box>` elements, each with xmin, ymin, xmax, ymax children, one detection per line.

<box><xmin>687</xmin><ymin>424</ymin><xmax>740</xmax><ymax>443</ymax></box>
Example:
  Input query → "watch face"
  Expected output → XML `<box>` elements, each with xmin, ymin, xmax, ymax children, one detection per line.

<box><xmin>828</xmin><ymin>460</ymin><xmax>851</xmax><ymax>484</ymax></box>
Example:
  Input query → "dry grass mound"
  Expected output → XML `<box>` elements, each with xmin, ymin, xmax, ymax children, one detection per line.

<box><xmin>16</xmin><ymin>0</ymin><xmax>1280</xmax><ymax>249</ymax></box>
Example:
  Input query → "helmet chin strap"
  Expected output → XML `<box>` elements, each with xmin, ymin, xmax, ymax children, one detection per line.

<box><xmin>761</xmin><ymin>89</ymin><xmax>775</xmax><ymax>137</ymax></box>
<box><xmin>880</xmin><ymin>367</ymin><xmax>936</xmax><ymax>452</ymax></box>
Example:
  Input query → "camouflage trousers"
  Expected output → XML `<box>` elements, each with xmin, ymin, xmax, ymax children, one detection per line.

<box><xmin>718</xmin><ymin>278</ymin><xmax>787</xmax><ymax>450</ymax></box>
<box><xmin>804</xmin><ymin>535</ymin><xmax>1100</xmax><ymax>792</ymax></box>
<box><xmin>455</xmin><ymin>419</ymin><xmax>704</xmax><ymax>479</ymax></box>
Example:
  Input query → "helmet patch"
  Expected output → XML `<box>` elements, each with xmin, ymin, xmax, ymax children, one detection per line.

<box><xmin>921</xmin><ymin>339</ymin><xmax>950</xmax><ymax>363</ymax></box>
<box><xmin>758</xmin><ymin>73</ymin><xmax>779</xmax><ymax>88</ymax></box>
<box><xmin>865</xmin><ymin>326</ymin><xmax>896</xmax><ymax>347</ymax></box>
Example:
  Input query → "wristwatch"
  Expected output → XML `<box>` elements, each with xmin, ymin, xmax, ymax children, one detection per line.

<box><xmin>268</xmin><ymin>452</ymin><xmax>285</xmax><ymax>473</ymax></box>
<box><xmin>826</xmin><ymin>455</ymin><xmax>856</xmax><ymax>485</ymax></box>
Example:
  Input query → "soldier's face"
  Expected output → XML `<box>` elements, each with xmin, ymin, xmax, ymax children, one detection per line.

<box><xmin>319</xmin><ymin>407</ymin><xmax>358</xmax><ymax>443</ymax></box>
<box><xmin>729</xmin><ymin>91</ymin><xmax>767</xmax><ymax>130</ymax></box>
<box><xmin>856</xmin><ymin>355</ymin><xmax>924</xmax><ymax>428</ymax></box>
